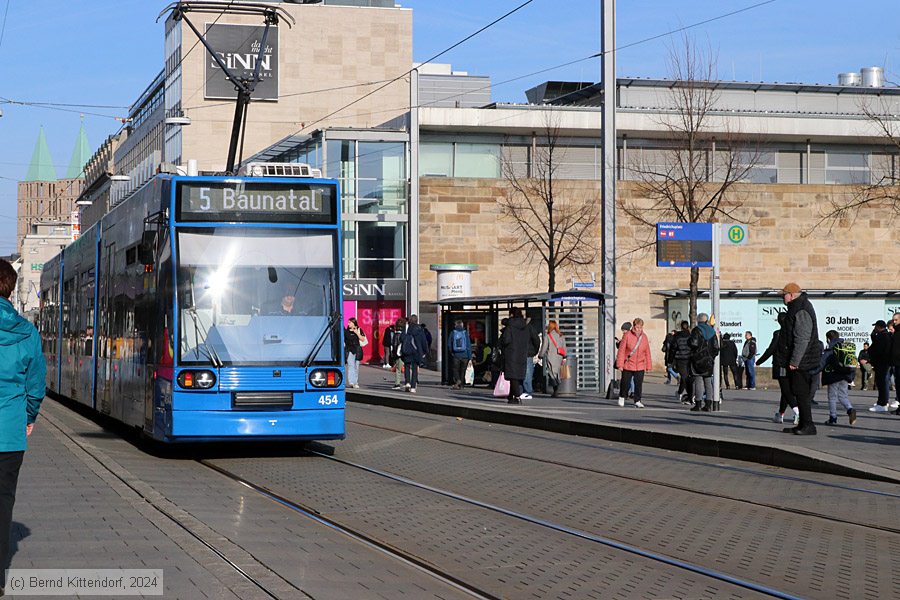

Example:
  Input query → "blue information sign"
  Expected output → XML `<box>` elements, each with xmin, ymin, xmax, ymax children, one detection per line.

<box><xmin>656</xmin><ymin>222</ymin><xmax>714</xmax><ymax>268</ymax></box>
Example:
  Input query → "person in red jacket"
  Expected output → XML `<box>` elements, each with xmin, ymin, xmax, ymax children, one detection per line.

<box><xmin>615</xmin><ymin>318</ymin><xmax>652</xmax><ymax>408</ymax></box>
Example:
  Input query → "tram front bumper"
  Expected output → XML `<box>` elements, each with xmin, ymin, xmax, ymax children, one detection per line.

<box><xmin>168</xmin><ymin>408</ymin><xmax>345</xmax><ymax>440</ymax></box>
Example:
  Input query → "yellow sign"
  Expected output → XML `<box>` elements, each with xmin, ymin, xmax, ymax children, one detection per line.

<box><xmin>726</xmin><ymin>224</ymin><xmax>747</xmax><ymax>245</ymax></box>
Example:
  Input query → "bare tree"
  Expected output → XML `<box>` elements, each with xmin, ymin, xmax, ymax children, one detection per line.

<box><xmin>619</xmin><ymin>36</ymin><xmax>759</xmax><ymax>325</ymax></box>
<box><xmin>813</xmin><ymin>93</ymin><xmax>900</xmax><ymax>229</ymax></box>
<box><xmin>498</xmin><ymin>112</ymin><xmax>600</xmax><ymax>292</ymax></box>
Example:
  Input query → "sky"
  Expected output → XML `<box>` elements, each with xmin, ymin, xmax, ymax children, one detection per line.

<box><xmin>0</xmin><ymin>0</ymin><xmax>898</xmax><ymax>254</ymax></box>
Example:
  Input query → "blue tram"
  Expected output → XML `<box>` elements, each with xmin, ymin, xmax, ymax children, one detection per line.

<box><xmin>39</xmin><ymin>170</ymin><xmax>345</xmax><ymax>442</ymax></box>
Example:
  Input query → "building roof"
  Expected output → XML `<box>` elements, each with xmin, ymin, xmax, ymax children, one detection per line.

<box><xmin>65</xmin><ymin>119</ymin><xmax>91</xmax><ymax>179</ymax></box>
<box><xmin>24</xmin><ymin>127</ymin><xmax>57</xmax><ymax>182</ymax></box>
<box><xmin>548</xmin><ymin>77</ymin><xmax>900</xmax><ymax>108</ymax></box>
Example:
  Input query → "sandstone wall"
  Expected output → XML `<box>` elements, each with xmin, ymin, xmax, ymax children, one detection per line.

<box><xmin>419</xmin><ymin>177</ymin><xmax>899</xmax><ymax>368</ymax></box>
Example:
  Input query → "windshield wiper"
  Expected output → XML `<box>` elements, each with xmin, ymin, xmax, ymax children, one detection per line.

<box><xmin>302</xmin><ymin>312</ymin><xmax>341</xmax><ymax>368</ymax></box>
<box><xmin>187</xmin><ymin>307</ymin><xmax>222</xmax><ymax>367</ymax></box>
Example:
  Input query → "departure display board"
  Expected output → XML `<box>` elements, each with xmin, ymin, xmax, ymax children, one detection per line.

<box><xmin>656</xmin><ymin>222</ymin><xmax>713</xmax><ymax>267</ymax></box>
<box><xmin>176</xmin><ymin>180</ymin><xmax>336</xmax><ymax>224</ymax></box>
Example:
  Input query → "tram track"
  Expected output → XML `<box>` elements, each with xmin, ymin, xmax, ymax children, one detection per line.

<box><xmin>347</xmin><ymin>416</ymin><xmax>900</xmax><ymax>538</ymax></box>
<box><xmin>198</xmin><ymin>459</ymin><xmax>498</xmax><ymax>600</ymax></box>
<box><xmin>201</xmin><ymin>450</ymin><xmax>802</xmax><ymax>600</ymax></box>
<box><xmin>41</xmin><ymin>411</ymin><xmax>298</xmax><ymax>600</ymax></box>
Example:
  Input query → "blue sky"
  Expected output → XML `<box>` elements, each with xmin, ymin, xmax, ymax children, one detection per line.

<box><xmin>1</xmin><ymin>0</ymin><xmax>898</xmax><ymax>253</ymax></box>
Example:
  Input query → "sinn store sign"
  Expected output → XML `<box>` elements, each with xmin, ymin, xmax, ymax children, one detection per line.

<box><xmin>204</xmin><ymin>23</ymin><xmax>279</xmax><ymax>101</ymax></box>
<box><xmin>177</xmin><ymin>182</ymin><xmax>335</xmax><ymax>224</ymax></box>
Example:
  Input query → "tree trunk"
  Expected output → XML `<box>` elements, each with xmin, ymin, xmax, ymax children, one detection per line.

<box><xmin>689</xmin><ymin>266</ymin><xmax>700</xmax><ymax>327</ymax></box>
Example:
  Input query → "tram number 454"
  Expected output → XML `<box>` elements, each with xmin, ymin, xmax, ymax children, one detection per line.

<box><xmin>318</xmin><ymin>394</ymin><xmax>340</xmax><ymax>406</ymax></box>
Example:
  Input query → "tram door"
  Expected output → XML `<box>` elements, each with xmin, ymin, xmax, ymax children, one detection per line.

<box><xmin>96</xmin><ymin>243</ymin><xmax>114</xmax><ymax>415</ymax></box>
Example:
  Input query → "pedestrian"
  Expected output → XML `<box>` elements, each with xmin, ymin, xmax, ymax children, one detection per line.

<box><xmin>499</xmin><ymin>308</ymin><xmax>540</xmax><ymax>404</ymax></box>
<box><xmin>422</xmin><ymin>323</ymin><xmax>433</xmax><ymax>365</ymax></box>
<box><xmin>539</xmin><ymin>320</ymin><xmax>568</xmax><ymax>397</ymax></box>
<box><xmin>343</xmin><ymin>318</ymin><xmax>366</xmax><ymax>389</ymax></box>
<box><xmin>688</xmin><ymin>313</ymin><xmax>719</xmax><ymax>412</ymax></box>
<box><xmin>614</xmin><ymin>318</ymin><xmax>652</xmax><ymax>408</ymax></box>
<box><xmin>741</xmin><ymin>331</ymin><xmax>758</xmax><ymax>390</ymax></box>
<box><xmin>521</xmin><ymin>317</ymin><xmax>541</xmax><ymax>400</ymax></box>
<box><xmin>820</xmin><ymin>330</ymin><xmax>857</xmax><ymax>425</ymax></box>
<box><xmin>381</xmin><ymin>323</ymin><xmax>394</xmax><ymax>368</ymax></box>
<box><xmin>0</xmin><ymin>258</ymin><xmax>46</xmax><ymax>595</ymax></box>
<box><xmin>389</xmin><ymin>317</ymin><xmax>406</xmax><ymax>390</ymax></box>
<box><xmin>891</xmin><ymin>312</ymin><xmax>900</xmax><ymax>415</ymax></box>
<box><xmin>400</xmin><ymin>314</ymin><xmax>428</xmax><ymax>393</ymax></box>
<box><xmin>757</xmin><ymin>312</ymin><xmax>799</xmax><ymax>425</ymax></box>
<box><xmin>868</xmin><ymin>319</ymin><xmax>893</xmax><ymax>412</ymax></box>
<box><xmin>662</xmin><ymin>330</ymin><xmax>676</xmax><ymax>384</ymax></box>
<box><xmin>672</xmin><ymin>320</ymin><xmax>693</xmax><ymax>404</ymax></box>
<box><xmin>447</xmin><ymin>320</ymin><xmax>472</xmax><ymax>390</ymax></box>
<box><xmin>857</xmin><ymin>341</ymin><xmax>873</xmax><ymax>391</ymax></box>
<box><xmin>719</xmin><ymin>333</ymin><xmax>740</xmax><ymax>390</ymax></box>
<box><xmin>779</xmin><ymin>283</ymin><xmax>822</xmax><ymax>435</ymax></box>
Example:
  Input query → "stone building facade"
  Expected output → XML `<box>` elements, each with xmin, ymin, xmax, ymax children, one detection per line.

<box><xmin>418</xmin><ymin>177</ymin><xmax>898</xmax><ymax>368</ymax></box>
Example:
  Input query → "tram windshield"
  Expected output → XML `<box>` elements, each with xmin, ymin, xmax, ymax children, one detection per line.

<box><xmin>176</xmin><ymin>227</ymin><xmax>339</xmax><ymax>366</ymax></box>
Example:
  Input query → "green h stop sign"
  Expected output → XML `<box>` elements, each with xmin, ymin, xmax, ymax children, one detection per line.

<box><xmin>726</xmin><ymin>224</ymin><xmax>748</xmax><ymax>245</ymax></box>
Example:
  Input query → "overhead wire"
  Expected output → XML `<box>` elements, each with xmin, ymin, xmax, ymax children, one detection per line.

<box><xmin>0</xmin><ymin>0</ymin><xmax>10</xmax><ymax>52</ymax></box>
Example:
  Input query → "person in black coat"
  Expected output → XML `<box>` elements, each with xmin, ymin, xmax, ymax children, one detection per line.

<box><xmin>891</xmin><ymin>312</ymin><xmax>900</xmax><ymax>414</ymax></box>
<box><xmin>757</xmin><ymin>312</ymin><xmax>799</xmax><ymax>425</ymax></box>
<box><xmin>500</xmin><ymin>307</ymin><xmax>540</xmax><ymax>404</ymax></box>
<box><xmin>400</xmin><ymin>314</ymin><xmax>429</xmax><ymax>393</ymax></box>
<box><xmin>671</xmin><ymin>321</ymin><xmax>693</xmax><ymax>404</ymax></box>
<box><xmin>868</xmin><ymin>319</ymin><xmax>893</xmax><ymax>411</ymax></box>
<box><xmin>719</xmin><ymin>334</ymin><xmax>740</xmax><ymax>390</ymax></box>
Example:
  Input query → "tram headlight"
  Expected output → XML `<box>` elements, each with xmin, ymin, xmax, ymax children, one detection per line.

<box><xmin>309</xmin><ymin>369</ymin><xmax>342</xmax><ymax>388</ymax></box>
<box><xmin>177</xmin><ymin>370</ymin><xmax>217</xmax><ymax>390</ymax></box>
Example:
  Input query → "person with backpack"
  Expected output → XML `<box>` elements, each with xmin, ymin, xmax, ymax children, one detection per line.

<box><xmin>447</xmin><ymin>320</ymin><xmax>472</xmax><ymax>390</ymax></box>
<box><xmin>688</xmin><ymin>313</ymin><xmax>719</xmax><ymax>412</ymax></box>
<box><xmin>741</xmin><ymin>331</ymin><xmax>759</xmax><ymax>390</ymax></box>
<box><xmin>400</xmin><ymin>314</ymin><xmax>428</xmax><ymax>393</ymax></box>
<box><xmin>614</xmin><ymin>318</ymin><xmax>652</xmax><ymax>408</ymax></box>
<box><xmin>820</xmin><ymin>329</ymin><xmax>858</xmax><ymax>425</ymax></box>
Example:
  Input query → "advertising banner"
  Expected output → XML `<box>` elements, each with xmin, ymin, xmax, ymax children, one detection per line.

<box><xmin>204</xmin><ymin>23</ymin><xmax>279</xmax><ymax>100</ymax></box>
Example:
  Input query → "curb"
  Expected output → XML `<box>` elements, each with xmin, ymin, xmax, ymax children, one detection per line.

<box><xmin>348</xmin><ymin>391</ymin><xmax>900</xmax><ymax>485</ymax></box>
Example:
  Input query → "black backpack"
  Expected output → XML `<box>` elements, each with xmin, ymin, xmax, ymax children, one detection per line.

<box><xmin>692</xmin><ymin>333</ymin><xmax>719</xmax><ymax>373</ymax></box>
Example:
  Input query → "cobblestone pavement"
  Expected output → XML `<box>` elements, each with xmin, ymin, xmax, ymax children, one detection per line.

<box><xmin>13</xmin><ymin>401</ymin><xmax>474</xmax><ymax>600</ymax></box>
<box><xmin>354</xmin><ymin>365</ymin><xmax>900</xmax><ymax>483</ymax></box>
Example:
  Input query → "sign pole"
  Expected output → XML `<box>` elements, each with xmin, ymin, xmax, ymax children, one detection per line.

<box><xmin>711</xmin><ymin>223</ymin><xmax>721</xmax><ymax>410</ymax></box>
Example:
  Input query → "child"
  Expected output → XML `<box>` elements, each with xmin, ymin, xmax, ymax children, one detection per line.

<box><xmin>820</xmin><ymin>330</ymin><xmax>857</xmax><ymax>426</ymax></box>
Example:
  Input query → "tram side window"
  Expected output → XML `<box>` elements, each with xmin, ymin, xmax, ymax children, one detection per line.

<box><xmin>80</xmin><ymin>268</ymin><xmax>95</xmax><ymax>356</ymax></box>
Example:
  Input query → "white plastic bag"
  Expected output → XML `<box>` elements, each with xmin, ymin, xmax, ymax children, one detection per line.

<box><xmin>464</xmin><ymin>361</ymin><xmax>475</xmax><ymax>386</ymax></box>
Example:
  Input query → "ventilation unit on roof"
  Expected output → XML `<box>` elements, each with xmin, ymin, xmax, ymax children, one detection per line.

<box><xmin>238</xmin><ymin>162</ymin><xmax>323</xmax><ymax>178</ymax></box>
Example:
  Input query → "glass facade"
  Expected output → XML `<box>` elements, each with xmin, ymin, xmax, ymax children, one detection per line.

<box><xmin>278</xmin><ymin>133</ymin><xmax>410</xmax><ymax>286</ymax></box>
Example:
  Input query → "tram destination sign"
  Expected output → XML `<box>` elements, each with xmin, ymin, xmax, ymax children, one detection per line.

<box><xmin>656</xmin><ymin>222</ymin><xmax>714</xmax><ymax>268</ymax></box>
<box><xmin>176</xmin><ymin>181</ymin><xmax>336</xmax><ymax>224</ymax></box>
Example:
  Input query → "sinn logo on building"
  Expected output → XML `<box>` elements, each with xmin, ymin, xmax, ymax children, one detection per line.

<box><xmin>205</xmin><ymin>24</ymin><xmax>279</xmax><ymax>101</ymax></box>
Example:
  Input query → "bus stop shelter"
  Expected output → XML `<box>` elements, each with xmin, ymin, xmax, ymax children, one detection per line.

<box><xmin>436</xmin><ymin>290</ymin><xmax>609</xmax><ymax>394</ymax></box>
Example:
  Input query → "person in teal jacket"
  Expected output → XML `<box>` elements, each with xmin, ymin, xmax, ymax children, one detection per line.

<box><xmin>0</xmin><ymin>258</ymin><xmax>46</xmax><ymax>595</ymax></box>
